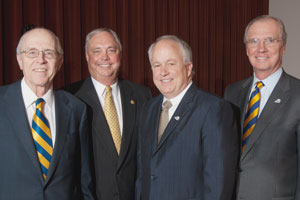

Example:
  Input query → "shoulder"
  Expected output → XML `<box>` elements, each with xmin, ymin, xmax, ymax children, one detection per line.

<box><xmin>119</xmin><ymin>79</ymin><xmax>152</xmax><ymax>99</ymax></box>
<box><xmin>55</xmin><ymin>90</ymin><xmax>86</xmax><ymax>112</ymax></box>
<box><xmin>0</xmin><ymin>81</ymin><xmax>21</xmax><ymax>100</ymax></box>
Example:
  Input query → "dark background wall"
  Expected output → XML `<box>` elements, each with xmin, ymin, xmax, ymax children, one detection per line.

<box><xmin>0</xmin><ymin>0</ymin><xmax>268</xmax><ymax>96</ymax></box>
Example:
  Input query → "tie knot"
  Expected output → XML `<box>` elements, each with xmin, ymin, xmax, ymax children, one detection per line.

<box><xmin>163</xmin><ymin>100</ymin><xmax>172</xmax><ymax>110</ymax></box>
<box><xmin>106</xmin><ymin>85</ymin><xmax>112</xmax><ymax>93</ymax></box>
<box><xmin>35</xmin><ymin>98</ymin><xmax>45</xmax><ymax>109</ymax></box>
<box><xmin>256</xmin><ymin>81</ymin><xmax>264</xmax><ymax>90</ymax></box>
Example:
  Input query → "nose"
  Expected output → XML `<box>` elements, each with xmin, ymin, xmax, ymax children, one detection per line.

<box><xmin>160</xmin><ymin>65</ymin><xmax>169</xmax><ymax>76</ymax></box>
<box><xmin>257</xmin><ymin>40</ymin><xmax>267</xmax><ymax>52</ymax></box>
<box><xmin>36</xmin><ymin>51</ymin><xmax>47</xmax><ymax>63</ymax></box>
<box><xmin>100</xmin><ymin>52</ymin><xmax>109</xmax><ymax>61</ymax></box>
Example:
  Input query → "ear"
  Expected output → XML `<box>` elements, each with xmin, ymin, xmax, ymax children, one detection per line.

<box><xmin>85</xmin><ymin>51</ymin><xmax>89</xmax><ymax>62</ymax></box>
<box><xmin>186</xmin><ymin>62</ymin><xmax>193</xmax><ymax>77</ymax></box>
<box><xmin>16</xmin><ymin>54</ymin><xmax>23</xmax><ymax>70</ymax></box>
<box><xmin>57</xmin><ymin>56</ymin><xmax>64</xmax><ymax>71</ymax></box>
<box><xmin>246</xmin><ymin>46</ymin><xmax>250</xmax><ymax>57</ymax></box>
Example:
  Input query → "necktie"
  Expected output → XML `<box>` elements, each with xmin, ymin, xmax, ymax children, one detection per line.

<box><xmin>158</xmin><ymin>100</ymin><xmax>172</xmax><ymax>144</ymax></box>
<box><xmin>104</xmin><ymin>86</ymin><xmax>121</xmax><ymax>155</ymax></box>
<box><xmin>31</xmin><ymin>98</ymin><xmax>53</xmax><ymax>180</ymax></box>
<box><xmin>242</xmin><ymin>81</ymin><xmax>264</xmax><ymax>152</ymax></box>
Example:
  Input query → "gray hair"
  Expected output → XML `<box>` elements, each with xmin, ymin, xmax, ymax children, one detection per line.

<box><xmin>148</xmin><ymin>35</ymin><xmax>192</xmax><ymax>65</ymax></box>
<box><xmin>244</xmin><ymin>15</ymin><xmax>287</xmax><ymax>45</ymax></box>
<box><xmin>85</xmin><ymin>28</ymin><xmax>122</xmax><ymax>52</ymax></box>
<box><xmin>16</xmin><ymin>27</ymin><xmax>64</xmax><ymax>55</ymax></box>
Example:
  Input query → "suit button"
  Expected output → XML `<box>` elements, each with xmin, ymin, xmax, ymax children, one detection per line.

<box><xmin>151</xmin><ymin>175</ymin><xmax>157</xmax><ymax>180</ymax></box>
<box><xmin>239</xmin><ymin>167</ymin><xmax>242</xmax><ymax>172</ymax></box>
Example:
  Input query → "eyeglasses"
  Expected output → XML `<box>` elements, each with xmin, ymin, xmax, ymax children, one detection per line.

<box><xmin>20</xmin><ymin>48</ymin><xmax>58</xmax><ymax>59</ymax></box>
<box><xmin>246</xmin><ymin>37</ymin><xmax>282</xmax><ymax>48</ymax></box>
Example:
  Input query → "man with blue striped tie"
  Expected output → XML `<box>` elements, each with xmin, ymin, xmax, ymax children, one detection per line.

<box><xmin>0</xmin><ymin>28</ymin><xmax>95</xmax><ymax>200</ymax></box>
<box><xmin>224</xmin><ymin>15</ymin><xmax>300</xmax><ymax>200</ymax></box>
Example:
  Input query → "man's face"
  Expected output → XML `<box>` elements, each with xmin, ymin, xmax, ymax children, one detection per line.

<box><xmin>246</xmin><ymin>19</ymin><xmax>286</xmax><ymax>79</ymax></box>
<box><xmin>151</xmin><ymin>39</ymin><xmax>193</xmax><ymax>99</ymax></box>
<box><xmin>17</xmin><ymin>29</ymin><xmax>63</xmax><ymax>92</ymax></box>
<box><xmin>86</xmin><ymin>31</ymin><xmax>121</xmax><ymax>85</ymax></box>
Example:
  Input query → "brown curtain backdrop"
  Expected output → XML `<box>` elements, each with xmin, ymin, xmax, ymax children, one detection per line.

<box><xmin>0</xmin><ymin>0</ymin><xmax>268</xmax><ymax>96</ymax></box>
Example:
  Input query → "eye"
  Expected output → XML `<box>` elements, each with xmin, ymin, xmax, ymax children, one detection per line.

<box><xmin>152</xmin><ymin>64</ymin><xmax>160</xmax><ymax>68</ymax></box>
<box><xmin>248</xmin><ymin>38</ymin><xmax>260</xmax><ymax>44</ymax></box>
<box><xmin>265</xmin><ymin>37</ymin><xmax>275</xmax><ymax>43</ymax></box>
<box><xmin>92</xmin><ymin>49</ymin><xmax>101</xmax><ymax>54</ymax></box>
<box><xmin>107</xmin><ymin>48</ymin><xmax>117</xmax><ymax>53</ymax></box>
<box><xmin>44</xmin><ymin>50</ymin><xmax>56</xmax><ymax>58</ymax></box>
<box><xmin>27</xmin><ymin>49</ymin><xmax>38</xmax><ymax>56</ymax></box>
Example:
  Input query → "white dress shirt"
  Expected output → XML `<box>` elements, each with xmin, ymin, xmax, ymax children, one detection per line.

<box><xmin>251</xmin><ymin>67</ymin><xmax>283</xmax><ymax>116</ymax></box>
<box><xmin>162</xmin><ymin>81</ymin><xmax>193</xmax><ymax>121</ymax></box>
<box><xmin>21</xmin><ymin>78</ymin><xmax>56</xmax><ymax>146</ymax></box>
<box><xmin>91</xmin><ymin>77</ymin><xmax>123</xmax><ymax>136</ymax></box>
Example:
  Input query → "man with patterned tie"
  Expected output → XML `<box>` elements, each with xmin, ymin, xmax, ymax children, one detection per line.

<box><xmin>0</xmin><ymin>28</ymin><xmax>95</xmax><ymax>200</ymax></box>
<box><xmin>135</xmin><ymin>35</ymin><xmax>239</xmax><ymax>200</ymax></box>
<box><xmin>224</xmin><ymin>15</ymin><xmax>300</xmax><ymax>200</ymax></box>
<box><xmin>68</xmin><ymin>28</ymin><xmax>152</xmax><ymax>200</ymax></box>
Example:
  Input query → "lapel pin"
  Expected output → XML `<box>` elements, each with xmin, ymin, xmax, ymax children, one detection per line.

<box><xmin>274</xmin><ymin>99</ymin><xmax>281</xmax><ymax>103</ymax></box>
<box><xmin>174</xmin><ymin>116</ymin><xmax>180</xmax><ymax>121</ymax></box>
<box><xmin>130</xmin><ymin>100</ymin><xmax>135</xmax><ymax>104</ymax></box>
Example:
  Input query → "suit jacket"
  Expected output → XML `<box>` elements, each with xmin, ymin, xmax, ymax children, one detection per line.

<box><xmin>0</xmin><ymin>81</ymin><xmax>95</xmax><ymax>200</ymax></box>
<box><xmin>136</xmin><ymin>83</ymin><xmax>239</xmax><ymax>200</ymax></box>
<box><xmin>224</xmin><ymin>71</ymin><xmax>300</xmax><ymax>200</ymax></box>
<box><xmin>74</xmin><ymin>77</ymin><xmax>152</xmax><ymax>200</ymax></box>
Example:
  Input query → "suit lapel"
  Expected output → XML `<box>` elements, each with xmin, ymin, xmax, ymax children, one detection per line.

<box><xmin>45</xmin><ymin>91</ymin><xmax>71</xmax><ymax>184</ymax></box>
<box><xmin>153</xmin><ymin>83</ymin><xmax>196</xmax><ymax>156</ymax></box>
<box><xmin>117</xmin><ymin>81</ymin><xmax>136</xmax><ymax>168</ymax></box>
<box><xmin>4</xmin><ymin>81</ymin><xmax>43</xmax><ymax>179</ymax></box>
<box><xmin>241</xmin><ymin>72</ymin><xmax>290</xmax><ymax>160</ymax></box>
<box><xmin>78</xmin><ymin>77</ymin><xmax>118</xmax><ymax>158</ymax></box>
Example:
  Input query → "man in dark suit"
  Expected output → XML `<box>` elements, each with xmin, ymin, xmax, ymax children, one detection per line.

<box><xmin>73</xmin><ymin>28</ymin><xmax>151</xmax><ymax>200</ymax></box>
<box><xmin>0</xmin><ymin>28</ymin><xmax>95</xmax><ymax>199</ymax></box>
<box><xmin>224</xmin><ymin>15</ymin><xmax>300</xmax><ymax>200</ymax></box>
<box><xmin>135</xmin><ymin>35</ymin><xmax>239</xmax><ymax>200</ymax></box>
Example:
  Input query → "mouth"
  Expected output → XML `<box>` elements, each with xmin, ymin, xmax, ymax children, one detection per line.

<box><xmin>33</xmin><ymin>68</ymin><xmax>47</xmax><ymax>72</ymax></box>
<box><xmin>97</xmin><ymin>64</ymin><xmax>111</xmax><ymax>68</ymax></box>
<box><xmin>161</xmin><ymin>79</ymin><xmax>172</xmax><ymax>83</ymax></box>
<box><xmin>255</xmin><ymin>56</ymin><xmax>269</xmax><ymax>60</ymax></box>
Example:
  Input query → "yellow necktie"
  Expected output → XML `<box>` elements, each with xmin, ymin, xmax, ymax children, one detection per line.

<box><xmin>242</xmin><ymin>81</ymin><xmax>264</xmax><ymax>152</ymax></box>
<box><xmin>31</xmin><ymin>98</ymin><xmax>53</xmax><ymax>180</ymax></box>
<box><xmin>104</xmin><ymin>86</ymin><xmax>121</xmax><ymax>155</ymax></box>
<box><xmin>158</xmin><ymin>100</ymin><xmax>172</xmax><ymax>144</ymax></box>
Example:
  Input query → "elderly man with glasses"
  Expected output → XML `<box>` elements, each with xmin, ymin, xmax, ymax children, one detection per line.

<box><xmin>224</xmin><ymin>15</ymin><xmax>300</xmax><ymax>200</ymax></box>
<box><xmin>0</xmin><ymin>28</ymin><xmax>95</xmax><ymax>200</ymax></box>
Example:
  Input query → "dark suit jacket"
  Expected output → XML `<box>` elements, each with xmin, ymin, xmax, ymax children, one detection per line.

<box><xmin>136</xmin><ymin>83</ymin><xmax>239</xmax><ymax>200</ymax></box>
<box><xmin>73</xmin><ymin>77</ymin><xmax>152</xmax><ymax>200</ymax></box>
<box><xmin>0</xmin><ymin>81</ymin><xmax>95</xmax><ymax>200</ymax></box>
<box><xmin>224</xmin><ymin>71</ymin><xmax>300</xmax><ymax>200</ymax></box>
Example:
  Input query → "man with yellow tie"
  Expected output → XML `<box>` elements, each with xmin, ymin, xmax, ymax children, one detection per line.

<box><xmin>0</xmin><ymin>28</ymin><xmax>95</xmax><ymax>200</ymax></box>
<box><xmin>224</xmin><ymin>15</ymin><xmax>300</xmax><ymax>200</ymax></box>
<box><xmin>70</xmin><ymin>28</ymin><xmax>152</xmax><ymax>200</ymax></box>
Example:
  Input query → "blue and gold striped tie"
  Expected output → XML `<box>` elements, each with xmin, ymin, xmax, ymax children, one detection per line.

<box><xmin>31</xmin><ymin>98</ymin><xmax>53</xmax><ymax>180</ymax></box>
<box><xmin>242</xmin><ymin>81</ymin><xmax>264</xmax><ymax>152</ymax></box>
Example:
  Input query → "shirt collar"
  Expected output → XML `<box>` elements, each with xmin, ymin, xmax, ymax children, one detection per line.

<box><xmin>163</xmin><ymin>81</ymin><xmax>193</xmax><ymax>106</ymax></box>
<box><xmin>253</xmin><ymin>67</ymin><xmax>283</xmax><ymax>90</ymax></box>
<box><xmin>91</xmin><ymin>77</ymin><xmax>120</xmax><ymax>98</ymax></box>
<box><xmin>21</xmin><ymin>78</ymin><xmax>54</xmax><ymax>109</ymax></box>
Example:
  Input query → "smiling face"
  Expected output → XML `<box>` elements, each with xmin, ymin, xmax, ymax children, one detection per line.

<box><xmin>246</xmin><ymin>19</ymin><xmax>286</xmax><ymax>80</ymax></box>
<box><xmin>17</xmin><ymin>29</ymin><xmax>63</xmax><ymax>95</ymax></box>
<box><xmin>86</xmin><ymin>31</ymin><xmax>121</xmax><ymax>85</ymax></box>
<box><xmin>151</xmin><ymin>39</ymin><xmax>193</xmax><ymax>99</ymax></box>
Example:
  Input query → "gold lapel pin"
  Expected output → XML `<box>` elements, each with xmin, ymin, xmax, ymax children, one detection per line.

<box><xmin>130</xmin><ymin>100</ymin><xmax>135</xmax><ymax>104</ymax></box>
